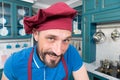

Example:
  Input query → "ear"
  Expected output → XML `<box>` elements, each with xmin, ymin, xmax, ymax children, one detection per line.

<box><xmin>32</xmin><ymin>29</ymin><xmax>39</xmax><ymax>42</ymax></box>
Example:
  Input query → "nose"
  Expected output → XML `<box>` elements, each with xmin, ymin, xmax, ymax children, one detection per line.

<box><xmin>52</xmin><ymin>42</ymin><xmax>63</xmax><ymax>56</ymax></box>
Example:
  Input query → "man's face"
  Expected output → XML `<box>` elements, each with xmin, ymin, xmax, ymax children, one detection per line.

<box><xmin>33</xmin><ymin>29</ymin><xmax>72</xmax><ymax>68</ymax></box>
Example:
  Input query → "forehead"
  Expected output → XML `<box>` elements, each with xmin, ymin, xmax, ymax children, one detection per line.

<box><xmin>39</xmin><ymin>29</ymin><xmax>72</xmax><ymax>37</ymax></box>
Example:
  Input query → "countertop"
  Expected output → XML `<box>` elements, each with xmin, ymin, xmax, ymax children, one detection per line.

<box><xmin>84</xmin><ymin>62</ymin><xmax>120</xmax><ymax>80</ymax></box>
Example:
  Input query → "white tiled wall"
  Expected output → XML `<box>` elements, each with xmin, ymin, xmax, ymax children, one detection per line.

<box><xmin>96</xmin><ymin>23</ymin><xmax>120</xmax><ymax>65</ymax></box>
<box><xmin>0</xmin><ymin>39</ymin><xmax>32</xmax><ymax>69</ymax></box>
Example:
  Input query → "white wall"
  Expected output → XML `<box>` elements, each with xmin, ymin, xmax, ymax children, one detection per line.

<box><xmin>96</xmin><ymin>23</ymin><xmax>120</xmax><ymax>65</ymax></box>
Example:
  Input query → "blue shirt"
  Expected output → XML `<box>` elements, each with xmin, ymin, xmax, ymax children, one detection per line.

<box><xmin>4</xmin><ymin>44</ymin><xmax>83</xmax><ymax>80</ymax></box>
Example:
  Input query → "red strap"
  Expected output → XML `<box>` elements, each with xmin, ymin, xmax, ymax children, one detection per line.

<box><xmin>62</xmin><ymin>57</ymin><xmax>68</xmax><ymax>80</ymax></box>
<box><xmin>28</xmin><ymin>48</ymin><xmax>34</xmax><ymax>80</ymax></box>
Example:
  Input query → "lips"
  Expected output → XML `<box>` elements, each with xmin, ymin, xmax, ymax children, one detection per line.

<box><xmin>48</xmin><ymin>54</ymin><xmax>59</xmax><ymax>60</ymax></box>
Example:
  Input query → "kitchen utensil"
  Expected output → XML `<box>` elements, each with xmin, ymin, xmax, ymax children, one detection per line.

<box><xmin>111</xmin><ymin>29</ymin><xmax>120</xmax><ymax>41</ymax></box>
<box><xmin>93</xmin><ymin>29</ymin><xmax>106</xmax><ymax>43</ymax></box>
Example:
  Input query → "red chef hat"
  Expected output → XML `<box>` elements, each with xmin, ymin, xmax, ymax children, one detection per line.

<box><xmin>23</xmin><ymin>2</ymin><xmax>77</xmax><ymax>34</ymax></box>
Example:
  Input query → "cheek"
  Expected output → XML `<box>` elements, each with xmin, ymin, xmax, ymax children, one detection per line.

<box><xmin>38</xmin><ymin>40</ymin><xmax>51</xmax><ymax>51</ymax></box>
<box><xmin>62</xmin><ymin>45</ymin><xmax>69</xmax><ymax>52</ymax></box>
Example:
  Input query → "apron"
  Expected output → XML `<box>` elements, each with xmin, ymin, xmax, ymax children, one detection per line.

<box><xmin>28</xmin><ymin>48</ymin><xmax>68</xmax><ymax>80</ymax></box>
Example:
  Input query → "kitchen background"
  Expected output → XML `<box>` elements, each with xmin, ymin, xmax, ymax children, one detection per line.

<box><xmin>0</xmin><ymin>0</ymin><xmax>120</xmax><ymax>80</ymax></box>
<box><xmin>96</xmin><ymin>23</ymin><xmax>120</xmax><ymax>64</ymax></box>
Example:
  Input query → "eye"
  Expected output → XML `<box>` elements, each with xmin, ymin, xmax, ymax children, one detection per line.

<box><xmin>47</xmin><ymin>37</ymin><xmax>55</xmax><ymax>42</ymax></box>
<box><xmin>63</xmin><ymin>39</ymin><xmax>71</xmax><ymax>44</ymax></box>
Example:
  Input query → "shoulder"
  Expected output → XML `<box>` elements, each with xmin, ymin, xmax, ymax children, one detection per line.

<box><xmin>12</xmin><ymin>47</ymin><xmax>33</xmax><ymax>58</ymax></box>
<box><xmin>5</xmin><ymin>47</ymin><xmax>33</xmax><ymax>67</ymax></box>
<box><xmin>64</xmin><ymin>44</ymin><xmax>82</xmax><ymax>59</ymax></box>
<box><xmin>64</xmin><ymin>44</ymin><xmax>83</xmax><ymax>71</ymax></box>
<box><xmin>13</xmin><ymin>47</ymin><xmax>33</xmax><ymax>61</ymax></box>
<box><xmin>65</xmin><ymin>44</ymin><xmax>79</xmax><ymax>55</ymax></box>
<box><xmin>3</xmin><ymin>47</ymin><xmax>33</xmax><ymax>79</ymax></box>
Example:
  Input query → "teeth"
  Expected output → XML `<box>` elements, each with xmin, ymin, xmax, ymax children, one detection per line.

<box><xmin>49</xmin><ymin>54</ymin><xmax>53</xmax><ymax>57</ymax></box>
<box><xmin>49</xmin><ymin>54</ymin><xmax>55</xmax><ymax>57</ymax></box>
<box><xmin>49</xmin><ymin>55</ymin><xmax>58</xmax><ymax>59</ymax></box>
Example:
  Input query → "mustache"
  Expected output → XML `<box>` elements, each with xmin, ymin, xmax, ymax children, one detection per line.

<box><xmin>44</xmin><ymin>51</ymin><xmax>63</xmax><ymax>57</ymax></box>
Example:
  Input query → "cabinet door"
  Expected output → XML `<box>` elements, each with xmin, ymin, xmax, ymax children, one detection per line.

<box><xmin>102</xmin><ymin>0</ymin><xmax>120</xmax><ymax>10</ymax></box>
<box><xmin>82</xmin><ymin>15</ymin><xmax>96</xmax><ymax>63</ymax></box>
<box><xmin>0</xmin><ymin>1</ymin><xmax>32</xmax><ymax>39</ymax></box>
<box><xmin>0</xmin><ymin>2</ymin><xmax>13</xmax><ymax>38</ymax></box>
<box><xmin>15</xmin><ymin>4</ymin><xmax>31</xmax><ymax>38</ymax></box>
<box><xmin>83</xmin><ymin>0</ymin><xmax>100</xmax><ymax>14</ymax></box>
<box><xmin>0</xmin><ymin>69</ymin><xmax>3</xmax><ymax>80</ymax></box>
<box><xmin>93</xmin><ymin>75</ymin><xmax>108</xmax><ymax>80</ymax></box>
<box><xmin>88</xmin><ymin>72</ymin><xmax>94</xmax><ymax>80</ymax></box>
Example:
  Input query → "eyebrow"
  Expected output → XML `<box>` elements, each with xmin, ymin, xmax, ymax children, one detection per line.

<box><xmin>46</xmin><ymin>35</ymin><xmax>72</xmax><ymax>39</ymax></box>
<box><xmin>65</xmin><ymin>36</ymin><xmax>72</xmax><ymax>39</ymax></box>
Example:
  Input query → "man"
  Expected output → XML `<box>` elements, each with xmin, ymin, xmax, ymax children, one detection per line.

<box><xmin>2</xmin><ymin>2</ymin><xmax>89</xmax><ymax>80</ymax></box>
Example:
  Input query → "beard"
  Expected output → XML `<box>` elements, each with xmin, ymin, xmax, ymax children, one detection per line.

<box><xmin>39</xmin><ymin>50</ymin><xmax>63</xmax><ymax>68</ymax></box>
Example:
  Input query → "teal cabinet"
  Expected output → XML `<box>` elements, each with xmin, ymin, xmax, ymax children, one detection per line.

<box><xmin>83</xmin><ymin>0</ymin><xmax>101</xmax><ymax>14</ymax></box>
<box><xmin>0</xmin><ymin>2</ymin><xmax>12</xmax><ymax>38</ymax></box>
<box><xmin>83</xmin><ymin>0</ymin><xmax>120</xmax><ymax>14</ymax></box>
<box><xmin>0</xmin><ymin>0</ymin><xmax>32</xmax><ymax>39</ymax></box>
<box><xmin>88</xmin><ymin>72</ymin><xmax>109</xmax><ymax>80</ymax></box>
<box><xmin>82</xmin><ymin>0</ymin><xmax>120</xmax><ymax>63</ymax></box>
<box><xmin>14</xmin><ymin>2</ymin><xmax>32</xmax><ymax>38</ymax></box>
<box><xmin>0</xmin><ymin>69</ymin><xmax>3</xmax><ymax>80</ymax></box>
<box><xmin>82</xmin><ymin>15</ymin><xmax>96</xmax><ymax>63</ymax></box>
<box><xmin>92</xmin><ymin>8</ymin><xmax>120</xmax><ymax>23</ymax></box>
<box><xmin>83</xmin><ymin>0</ymin><xmax>120</xmax><ymax>23</ymax></box>
<box><xmin>101</xmin><ymin>0</ymin><xmax>120</xmax><ymax>10</ymax></box>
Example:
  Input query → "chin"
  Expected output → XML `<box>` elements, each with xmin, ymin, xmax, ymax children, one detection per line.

<box><xmin>46</xmin><ymin>58</ymin><xmax>61</xmax><ymax>68</ymax></box>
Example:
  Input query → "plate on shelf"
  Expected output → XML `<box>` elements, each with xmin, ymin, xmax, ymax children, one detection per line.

<box><xmin>0</xmin><ymin>17</ymin><xmax>7</xmax><ymax>24</ymax></box>
<box><xmin>19</xmin><ymin>28</ymin><xmax>26</xmax><ymax>36</ymax></box>
<box><xmin>19</xmin><ymin>19</ymin><xmax>23</xmax><ymax>25</ymax></box>
<box><xmin>0</xmin><ymin>27</ymin><xmax>8</xmax><ymax>36</ymax></box>
<box><xmin>18</xmin><ymin>9</ymin><xmax>26</xmax><ymax>16</ymax></box>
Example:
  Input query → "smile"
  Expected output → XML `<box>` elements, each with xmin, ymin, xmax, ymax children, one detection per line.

<box><xmin>48</xmin><ymin>54</ymin><xmax>60</xmax><ymax>60</ymax></box>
